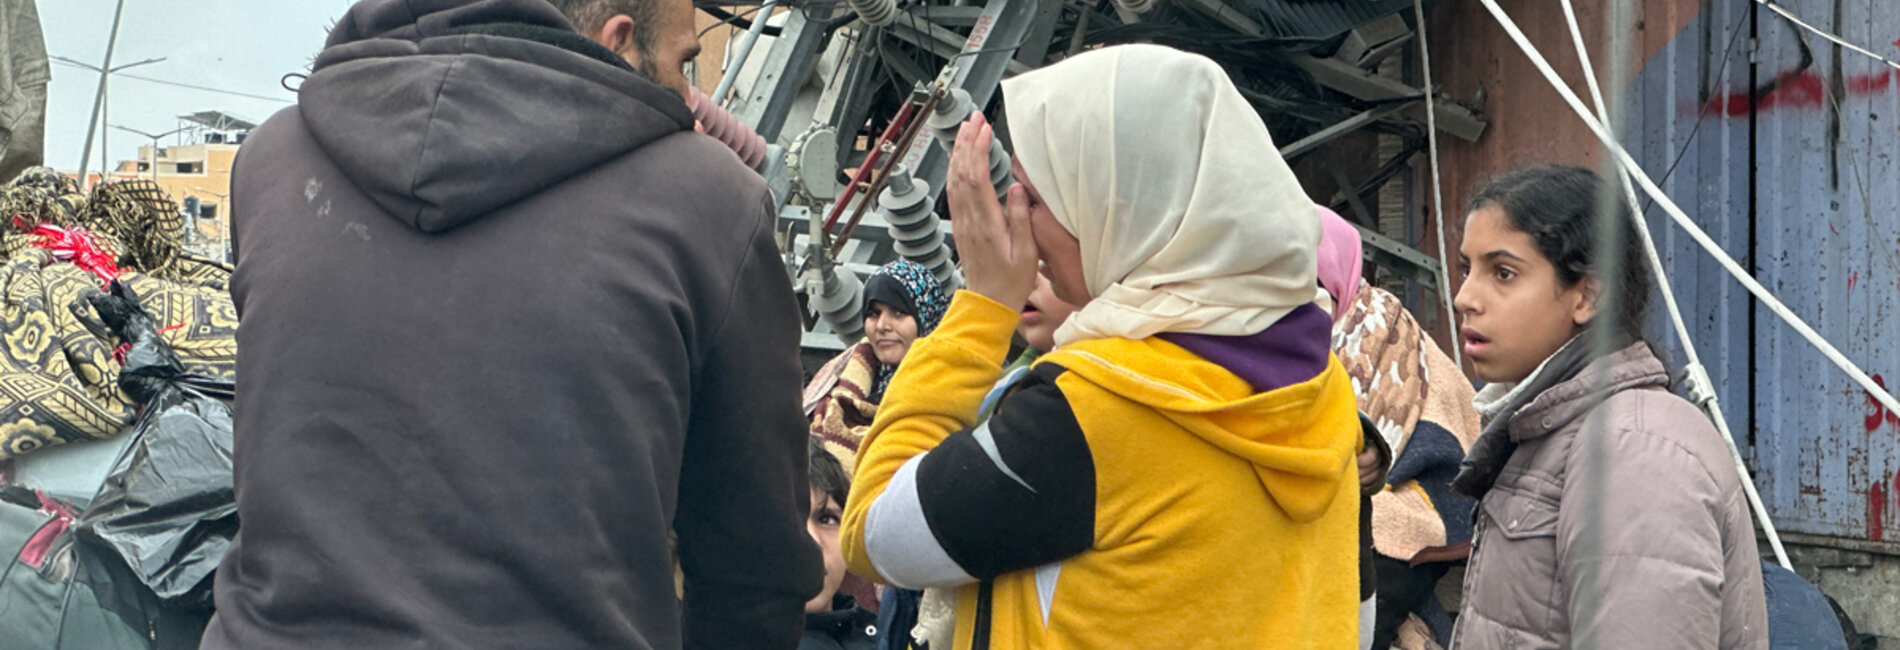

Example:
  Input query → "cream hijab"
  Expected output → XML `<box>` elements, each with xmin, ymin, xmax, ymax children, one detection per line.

<box><xmin>1002</xmin><ymin>44</ymin><xmax>1320</xmax><ymax>346</ymax></box>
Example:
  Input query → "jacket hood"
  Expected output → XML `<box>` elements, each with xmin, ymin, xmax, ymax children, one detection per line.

<box><xmin>1040</xmin><ymin>336</ymin><xmax>1360</xmax><ymax>523</ymax></box>
<box><xmin>298</xmin><ymin>0</ymin><xmax>695</xmax><ymax>232</ymax></box>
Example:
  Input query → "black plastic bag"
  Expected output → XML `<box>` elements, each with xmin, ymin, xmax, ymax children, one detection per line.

<box><xmin>76</xmin><ymin>280</ymin><xmax>237</xmax><ymax>604</ymax></box>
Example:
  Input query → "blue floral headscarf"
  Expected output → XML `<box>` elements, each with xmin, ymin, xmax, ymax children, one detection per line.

<box><xmin>863</xmin><ymin>260</ymin><xmax>950</xmax><ymax>336</ymax></box>
<box><xmin>862</xmin><ymin>260</ymin><xmax>950</xmax><ymax>399</ymax></box>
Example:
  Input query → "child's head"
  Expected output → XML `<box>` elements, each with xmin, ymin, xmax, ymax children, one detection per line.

<box><xmin>1018</xmin><ymin>269</ymin><xmax>1082</xmax><ymax>352</ymax></box>
<box><xmin>805</xmin><ymin>436</ymin><xmax>849</xmax><ymax>614</ymax></box>
<box><xmin>1454</xmin><ymin>165</ymin><xmax>1651</xmax><ymax>383</ymax></box>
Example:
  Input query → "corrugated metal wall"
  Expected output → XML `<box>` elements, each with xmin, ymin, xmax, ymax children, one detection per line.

<box><xmin>1625</xmin><ymin>0</ymin><xmax>1755</xmax><ymax>479</ymax></box>
<box><xmin>1626</xmin><ymin>0</ymin><xmax>1900</xmax><ymax>543</ymax></box>
<box><xmin>1749</xmin><ymin>0</ymin><xmax>1900</xmax><ymax>542</ymax></box>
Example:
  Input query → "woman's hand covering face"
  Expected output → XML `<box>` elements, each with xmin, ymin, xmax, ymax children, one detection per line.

<box><xmin>946</xmin><ymin>113</ymin><xmax>1039</xmax><ymax>311</ymax></box>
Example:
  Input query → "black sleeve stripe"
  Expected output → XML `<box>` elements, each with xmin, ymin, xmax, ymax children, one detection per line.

<box><xmin>915</xmin><ymin>364</ymin><xmax>1096</xmax><ymax>580</ymax></box>
<box><xmin>916</xmin><ymin>367</ymin><xmax>1094</xmax><ymax>579</ymax></box>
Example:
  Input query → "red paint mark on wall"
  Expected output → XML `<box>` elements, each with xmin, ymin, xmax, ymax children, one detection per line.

<box><xmin>1848</xmin><ymin>71</ymin><xmax>1895</xmax><ymax>94</ymax></box>
<box><xmin>1706</xmin><ymin>69</ymin><xmax>1899</xmax><ymax>116</ymax></box>
<box><xmin>1849</xmin><ymin>271</ymin><xmax>1860</xmax><ymax>291</ymax></box>
<box><xmin>1868</xmin><ymin>374</ymin><xmax>1900</xmax><ymax>432</ymax></box>
<box><xmin>1830</xmin><ymin>222</ymin><xmax>1840</xmax><ymax>236</ymax></box>
<box><xmin>1872</xmin><ymin>482</ymin><xmax>1888</xmax><ymax>542</ymax></box>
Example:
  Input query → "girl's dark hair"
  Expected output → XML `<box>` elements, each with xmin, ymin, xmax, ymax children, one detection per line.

<box><xmin>808</xmin><ymin>436</ymin><xmax>850</xmax><ymax>507</ymax></box>
<box><xmin>1467</xmin><ymin>165</ymin><xmax>1652</xmax><ymax>337</ymax></box>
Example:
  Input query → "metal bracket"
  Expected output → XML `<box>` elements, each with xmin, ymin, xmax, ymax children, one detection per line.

<box><xmin>1278</xmin><ymin>102</ymin><xmax>1412</xmax><ymax>159</ymax></box>
<box><xmin>1335</xmin><ymin>14</ymin><xmax>1415</xmax><ymax>69</ymax></box>
<box><xmin>1355</xmin><ymin>222</ymin><xmax>1443</xmax><ymax>288</ymax></box>
<box><xmin>734</xmin><ymin>2</ymin><xmax>841</xmax><ymax>144</ymax></box>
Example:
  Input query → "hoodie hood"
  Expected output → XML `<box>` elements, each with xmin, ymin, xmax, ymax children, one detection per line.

<box><xmin>298</xmin><ymin>0</ymin><xmax>695</xmax><ymax>232</ymax></box>
<box><xmin>1039</xmin><ymin>330</ymin><xmax>1360</xmax><ymax>523</ymax></box>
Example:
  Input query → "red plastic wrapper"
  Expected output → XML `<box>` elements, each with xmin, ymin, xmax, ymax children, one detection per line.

<box><xmin>13</xmin><ymin>218</ymin><xmax>122</xmax><ymax>284</ymax></box>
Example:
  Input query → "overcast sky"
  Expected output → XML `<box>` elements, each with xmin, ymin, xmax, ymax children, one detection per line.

<box><xmin>41</xmin><ymin>1</ymin><xmax>357</xmax><ymax>172</ymax></box>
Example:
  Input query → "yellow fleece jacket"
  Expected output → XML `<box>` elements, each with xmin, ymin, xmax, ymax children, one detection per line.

<box><xmin>842</xmin><ymin>291</ymin><xmax>1362</xmax><ymax>649</ymax></box>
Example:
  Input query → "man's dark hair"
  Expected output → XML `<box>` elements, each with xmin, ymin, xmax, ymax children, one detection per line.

<box><xmin>547</xmin><ymin>0</ymin><xmax>659</xmax><ymax>75</ymax></box>
<box><xmin>1467</xmin><ymin>165</ymin><xmax>1652</xmax><ymax>338</ymax></box>
<box><xmin>808</xmin><ymin>436</ymin><xmax>850</xmax><ymax>508</ymax></box>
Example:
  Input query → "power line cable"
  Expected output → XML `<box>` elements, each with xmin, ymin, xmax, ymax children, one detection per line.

<box><xmin>1756</xmin><ymin>0</ymin><xmax>1900</xmax><ymax>72</ymax></box>
<box><xmin>1412</xmin><ymin>0</ymin><xmax>1460</xmax><ymax>368</ymax></box>
<box><xmin>52</xmin><ymin>58</ymin><xmax>289</xmax><ymax>103</ymax></box>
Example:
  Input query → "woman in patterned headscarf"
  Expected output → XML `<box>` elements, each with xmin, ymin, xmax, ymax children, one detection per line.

<box><xmin>803</xmin><ymin>260</ymin><xmax>950</xmax><ymax>473</ymax></box>
<box><xmin>1318</xmin><ymin>207</ymin><xmax>1482</xmax><ymax>650</ymax></box>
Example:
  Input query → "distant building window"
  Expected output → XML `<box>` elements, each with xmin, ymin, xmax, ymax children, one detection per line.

<box><xmin>176</xmin><ymin>162</ymin><xmax>201</xmax><ymax>174</ymax></box>
<box><xmin>137</xmin><ymin>162</ymin><xmax>150</xmax><ymax>172</ymax></box>
<box><xmin>201</xmin><ymin>204</ymin><xmax>218</xmax><ymax>220</ymax></box>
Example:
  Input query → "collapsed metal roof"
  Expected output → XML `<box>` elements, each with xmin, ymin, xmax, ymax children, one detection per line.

<box><xmin>1243</xmin><ymin>0</ymin><xmax>1410</xmax><ymax>39</ymax></box>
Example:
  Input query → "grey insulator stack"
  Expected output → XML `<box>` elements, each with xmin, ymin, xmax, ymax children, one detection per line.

<box><xmin>881</xmin><ymin>167</ymin><xmax>962</xmax><ymax>291</ymax></box>
<box><xmin>810</xmin><ymin>262</ymin><xmax>866</xmax><ymax>343</ymax></box>
<box><xmin>924</xmin><ymin>88</ymin><xmax>1013</xmax><ymax>201</ymax></box>
<box><xmin>849</xmin><ymin>0</ymin><xmax>898</xmax><ymax>27</ymax></box>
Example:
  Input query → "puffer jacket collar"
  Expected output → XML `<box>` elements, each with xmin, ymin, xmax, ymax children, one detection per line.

<box><xmin>1503</xmin><ymin>342</ymin><xmax>1668</xmax><ymax>443</ymax></box>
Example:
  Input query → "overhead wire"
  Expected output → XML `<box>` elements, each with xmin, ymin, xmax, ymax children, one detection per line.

<box><xmin>700</xmin><ymin>5</ymin><xmax>765</xmax><ymax>38</ymax></box>
<box><xmin>1772</xmin><ymin>2</ymin><xmax>1896</xmax><ymax>278</ymax></box>
<box><xmin>1755</xmin><ymin>0</ymin><xmax>1900</xmax><ymax>72</ymax></box>
<box><xmin>1411</xmin><ymin>0</ymin><xmax>1460</xmax><ymax>368</ymax></box>
<box><xmin>1636</xmin><ymin>6</ymin><xmax>1751</xmax><ymax>215</ymax></box>
<box><xmin>697</xmin><ymin>5</ymin><xmax>781</xmax><ymax>37</ymax></box>
<box><xmin>1783</xmin><ymin>0</ymin><xmax>1878</xmax><ymax>238</ymax></box>
<box><xmin>1558</xmin><ymin>0</ymin><xmax>1790</xmax><ymax>570</ymax></box>
<box><xmin>50</xmin><ymin>58</ymin><xmax>288</xmax><ymax>103</ymax></box>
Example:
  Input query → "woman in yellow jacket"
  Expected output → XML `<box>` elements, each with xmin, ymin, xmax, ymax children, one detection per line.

<box><xmin>840</xmin><ymin>44</ymin><xmax>1365</xmax><ymax>649</ymax></box>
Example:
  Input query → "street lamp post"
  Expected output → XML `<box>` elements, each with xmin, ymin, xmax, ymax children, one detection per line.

<box><xmin>111</xmin><ymin>125</ymin><xmax>191</xmax><ymax>184</ymax></box>
<box><xmin>75</xmin><ymin>0</ymin><xmax>128</xmax><ymax>190</ymax></box>
<box><xmin>52</xmin><ymin>55</ymin><xmax>165</xmax><ymax>185</ymax></box>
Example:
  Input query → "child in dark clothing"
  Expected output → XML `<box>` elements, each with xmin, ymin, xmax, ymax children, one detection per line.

<box><xmin>803</xmin><ymin>436</ymin><xmax>880</xmax><ymax>650</ymax></box>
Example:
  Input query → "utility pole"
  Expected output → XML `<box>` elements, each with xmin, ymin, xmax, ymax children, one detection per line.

<box><xmin>75</xmin><ymin>0</ymin><xmax>129</xmax><ymax>190</ymax></box>
<box><xmin>111</xmin><ymin>124</ymin><xmax>191</xmax><ymax>183</ymax></box>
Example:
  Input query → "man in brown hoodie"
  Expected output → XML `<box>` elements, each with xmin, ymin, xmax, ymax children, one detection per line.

<box><xmin>201</xmin><ymin>1</ymin><xmax>820</xmax><ymax>648</ymax></box>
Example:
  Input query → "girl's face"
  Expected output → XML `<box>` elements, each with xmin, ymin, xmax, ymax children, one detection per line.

<box><xmin>1019</xmin><ymin>270</ymin><xmax>1081</xmax><ymax>351</ymax></box>
<box><xmin>1453</xmin><ymin>205</ymin><xmax>1598</xmax><ymax>384</ymax></box>
<box><xmin>865</xmin><ymin>301</ymin><xmax>920</xmax><ymax>367</ymax></box>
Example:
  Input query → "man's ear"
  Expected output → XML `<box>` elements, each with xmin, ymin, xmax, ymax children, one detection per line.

<box><xmin>590</xmin><ymin>14</ymin><xmax>638</xmax><ymax>60</ymax></box>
